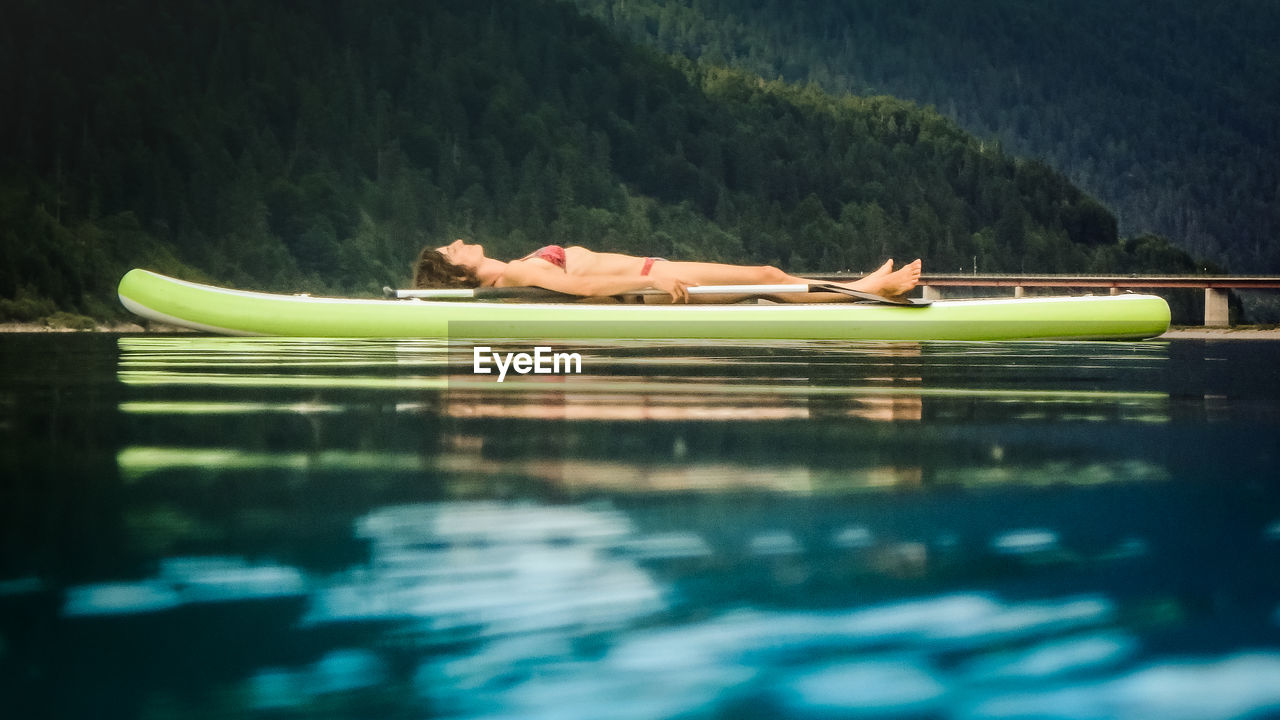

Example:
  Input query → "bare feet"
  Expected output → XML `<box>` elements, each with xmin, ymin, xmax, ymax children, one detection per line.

<box><xmin>846</xmin><ymin>259</ymin><xmax>922</xmax><ymax>298</ymax></box>
<box><xmin>864</xmin><ymin>259</ymin><xmax>895</xmax><ymax>278</ymax></box>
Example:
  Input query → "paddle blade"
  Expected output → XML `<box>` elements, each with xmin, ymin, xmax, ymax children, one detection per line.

<box><xmin>809</xmin><ymin>283</ymin><xmax>932</xmax><ymax>306</ymax></box>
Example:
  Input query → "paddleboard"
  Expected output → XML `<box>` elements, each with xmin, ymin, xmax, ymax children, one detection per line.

<box><xmin>117</xmin><ymin>269</ymin><xmax>1171</xmax><ymax>341</ymax></box>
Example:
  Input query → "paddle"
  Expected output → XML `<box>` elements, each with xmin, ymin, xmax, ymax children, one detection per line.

<box><xmin>386</xmin><ymin>283</ymin><xmax>931</xmax><ymax>306</ymax></box>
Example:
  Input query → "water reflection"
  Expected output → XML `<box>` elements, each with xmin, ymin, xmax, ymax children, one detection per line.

<box><xmin>55</xmin><ymin>496</ymin><xmax>1280</xmax><ymax>719</ymax></box>
<box><xmin>116</xmin><ymin>336</ymin><xmax>1172</xmax><ymax>412</ymax></box>
<box><xmin>64</xmin><ymin>557</ymin><xmax>306</xmax><ymax>616</ymax></box>
<box><xmin>6</xmin><ymin>335</ymin><xmax>1279</xmax><ymax>718</ymax></box>
<box><xmin>114</xmin><ymin>337</ymin><xmax>1179</xmax><ymax>497</ymax></box>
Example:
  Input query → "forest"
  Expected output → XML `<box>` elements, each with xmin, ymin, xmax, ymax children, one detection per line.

<box><xmin>573</xmin><ymin>0</ymin><xmax>1280</xmax><ymax>315</ymax></box>
<box><xmin>0</xmin><ymin>0</ymin><xmax>1213</xmax><ymax>324</ymax></box>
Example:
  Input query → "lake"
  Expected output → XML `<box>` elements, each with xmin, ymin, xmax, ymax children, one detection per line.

<box><xmin>2</xmin><ymin>333</ymin><xmax>1279</xmax><ymax>719</ymax></box>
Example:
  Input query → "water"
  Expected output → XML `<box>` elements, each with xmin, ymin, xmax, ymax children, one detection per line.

<box><xmin>2</xmin><ymin>333</ymin><xmax>1279</xmax><ymax>719</ymax></box>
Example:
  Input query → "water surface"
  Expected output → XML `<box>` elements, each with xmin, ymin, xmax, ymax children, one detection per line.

<box><xmin>2</xmin><ymin>334</ymin><xmax>1278</xmax><ymax>719</ymax></box>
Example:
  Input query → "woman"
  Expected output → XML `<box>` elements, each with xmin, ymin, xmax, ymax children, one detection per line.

<box><xmin>413</xmin><ymin>240</ymin><xmax>922</xmax><ymax>303</ymax></box>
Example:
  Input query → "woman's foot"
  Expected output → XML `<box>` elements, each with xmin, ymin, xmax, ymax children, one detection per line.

<box><xmin>864</xmin><ymin>259</ymin><xmax>894</xmax><ymax>278</ymax></box>
<box><xmin>846</xmin><ymin>259</ymin><xmax>922</xmax><ymax>298</ymax></box>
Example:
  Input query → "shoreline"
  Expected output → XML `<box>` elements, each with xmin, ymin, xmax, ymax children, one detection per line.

<box><xmin>1</xmin><ymin>321</ymin><xmax>162</xmax><ymax>333</ymax></box>
<box><xmin>3</xmin><ymin>322</ymin><xmax>1278</xmax><ymax>340</ymax></box>
<box><xmin>1159</xmin><ymin>326</ymin><xmax>1280</xmax><ymax>340</ymax></box>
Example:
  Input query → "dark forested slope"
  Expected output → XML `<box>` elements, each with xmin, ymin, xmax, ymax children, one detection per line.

<box><xmin>1</xmin><ymin>0</ymin><xmax>1199</xmax><ymax>322</ymax></box>
<box><xmin>572</xmin><ymin>0</ymin><xmax>1280</xmax><ymax>274</ymax></box>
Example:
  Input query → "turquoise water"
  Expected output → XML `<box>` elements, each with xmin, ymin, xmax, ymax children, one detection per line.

<box><xmin>2</xmin><ymin>334</ymin><xmax>1279</xmax><ymax>719</ymax></box>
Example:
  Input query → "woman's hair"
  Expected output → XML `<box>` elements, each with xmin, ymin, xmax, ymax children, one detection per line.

<box><xmin>412</xmin><ymin>245</ymin><xmax>482</xmax><ymax>289</ymax></box>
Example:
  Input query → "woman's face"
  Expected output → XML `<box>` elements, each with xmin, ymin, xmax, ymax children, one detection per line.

<box><xmin>436</xmin><ymin>239</ymin><xmax>486</xmax><ymax>269</ymax></box>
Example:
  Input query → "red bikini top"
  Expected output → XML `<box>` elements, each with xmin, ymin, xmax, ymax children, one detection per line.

<box><xmin>522</xmin><ymin>245</ymin><xmax>567</xmax><ymax>270</ymax></box>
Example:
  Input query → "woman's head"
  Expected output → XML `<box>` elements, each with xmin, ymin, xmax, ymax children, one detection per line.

<box><xmin>412</xmin><ymin>244</ymin><xmax>482</xmax><ymax>289</ymax></box>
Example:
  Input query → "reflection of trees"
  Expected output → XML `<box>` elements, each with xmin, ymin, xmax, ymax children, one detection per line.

<box><xmin>0</xmin><ymin>335</ymin><xmax>127</xmax><ymax>579</ymax></box>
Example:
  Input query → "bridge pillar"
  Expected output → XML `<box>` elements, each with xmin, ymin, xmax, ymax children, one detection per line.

<box><xmin>922</xmin><ymin>285</ymin><xmax>942</xmax><ymax>301</ymax></box>
<box><xmin>1204</xmin><ymin>288</ymin><xmax>1229</xmax><ymax>327</ymax></box>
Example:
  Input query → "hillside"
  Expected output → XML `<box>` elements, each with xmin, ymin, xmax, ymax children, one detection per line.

<box><xmin>0</xmin><ymin>0</ymin><xmax>1202</xmax><ymax>323</ymax></box>
<box><xmin>572</xmin><ymin>0</ymin><xmax>1278</xmax><ymax>299</ymax></box>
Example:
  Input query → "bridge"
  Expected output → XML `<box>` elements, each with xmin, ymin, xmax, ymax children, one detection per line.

<box><xmin>818</xmin><ymin>274</ymin><xmax>1280</xmax><ymax>327</ymax></box>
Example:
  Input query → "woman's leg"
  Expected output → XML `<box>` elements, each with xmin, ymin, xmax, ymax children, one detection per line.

<box><xmin>647</xmin><ymin>259</ymin><xmax>921</xmax><ymax>302</ymax></box>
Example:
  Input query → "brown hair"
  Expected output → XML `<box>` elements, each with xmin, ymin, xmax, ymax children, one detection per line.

<box><xmin>412</xmin><ymin>245</ymin><xmax>483</xmax><ymax>289</ymax></box>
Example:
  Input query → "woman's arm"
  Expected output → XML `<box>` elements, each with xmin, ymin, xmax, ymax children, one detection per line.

<box><xmin>497</xmin><ymin>261</ymin><xmax>692</xmax><ymax>302</ymax></box>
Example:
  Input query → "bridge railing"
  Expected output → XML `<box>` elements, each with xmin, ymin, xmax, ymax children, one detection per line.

<box><xmin>815</xmin><ymin>274</ymin><xmax>1280</xmax><ymax>327</ymax></box>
